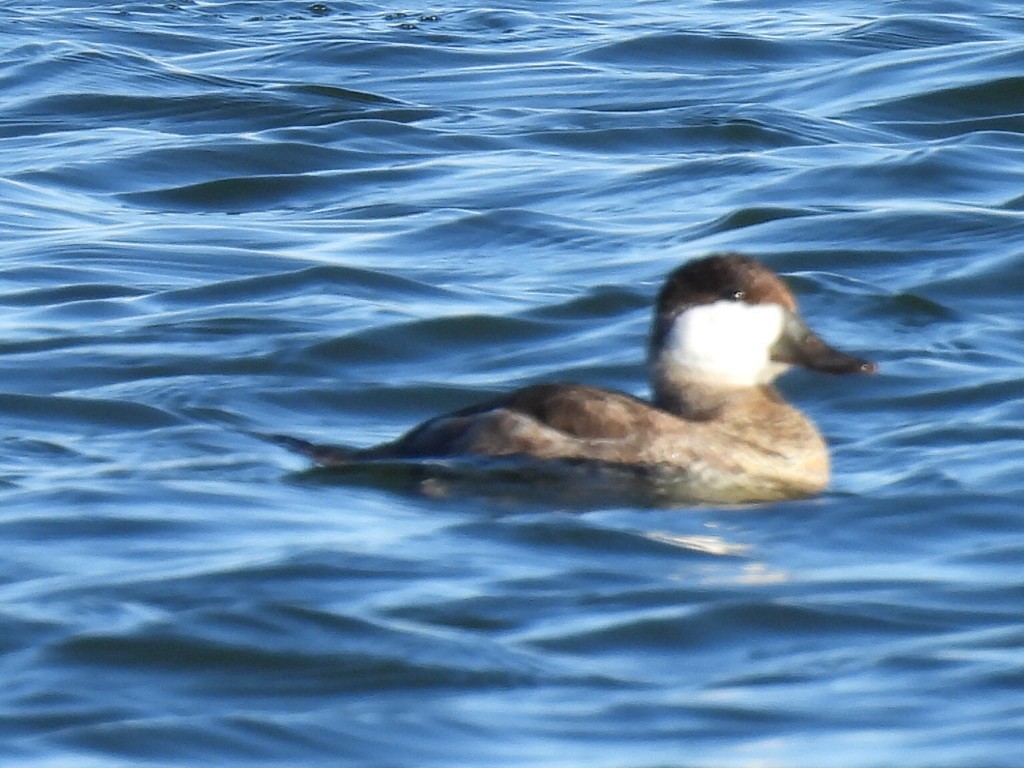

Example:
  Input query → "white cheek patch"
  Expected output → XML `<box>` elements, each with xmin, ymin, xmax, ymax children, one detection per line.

<box><xmin>664</xmin><ymin>300</ymin><xmax>787</xmax><ymax>386</ymax></box>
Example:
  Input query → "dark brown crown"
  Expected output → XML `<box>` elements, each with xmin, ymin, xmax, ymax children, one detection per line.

<box><xmin>656</xmin><ymin>253</ymin><xmax>796</xmax><ymax>313</ymax></box>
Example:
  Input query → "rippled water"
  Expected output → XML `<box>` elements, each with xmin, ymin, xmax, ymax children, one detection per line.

<box><xmin>3</xmin><ymin>2</ymin><xmax>1024</xmax><ymax>766</ymax></box>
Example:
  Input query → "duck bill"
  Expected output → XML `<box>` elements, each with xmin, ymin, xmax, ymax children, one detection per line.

<box><xmin>771</xmin><ymin>312</ymin><xmax>877</xmax><ymax>375</ymax></box>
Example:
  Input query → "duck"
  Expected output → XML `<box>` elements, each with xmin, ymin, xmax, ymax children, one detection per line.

<box><xmin>274</xmin><ymin>253</ymin><xmax>875</xmax><ymax>503</ymax></box>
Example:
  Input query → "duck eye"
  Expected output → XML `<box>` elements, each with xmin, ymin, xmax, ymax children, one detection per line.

<box><xmin>730</xmin><ymin>290</ymin><xmax>746</xmax><ymax>301</ymax></box>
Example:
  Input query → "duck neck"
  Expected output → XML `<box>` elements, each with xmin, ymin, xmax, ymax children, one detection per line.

<box><xmin>650</xmin><ymin>361</ymin><xmax>777</xmax><ymax>420</ymax></box>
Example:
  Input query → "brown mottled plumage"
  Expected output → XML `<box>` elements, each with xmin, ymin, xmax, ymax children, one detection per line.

<box><xmin>277</xmin><ymin>254</ymin><xmax>875</xmax><ymax>503</ymax></box>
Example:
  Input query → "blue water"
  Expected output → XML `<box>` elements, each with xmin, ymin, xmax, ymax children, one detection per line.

<box><xmin>3</xmin><ymin>2</ymin><xmax>1024</xmax><ymax>765</ymax></box>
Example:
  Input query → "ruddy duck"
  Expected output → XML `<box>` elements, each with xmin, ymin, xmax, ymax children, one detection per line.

<box><xmin>276</xmin><ymin>253</ymin><xmax>875</xmax><ymax>503</ymax></box>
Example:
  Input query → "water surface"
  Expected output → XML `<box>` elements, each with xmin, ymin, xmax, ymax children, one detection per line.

<box><xmin>2</xmin><ymin>2</ymin><xmax>1024</xmax><ymax>766</ymax></box>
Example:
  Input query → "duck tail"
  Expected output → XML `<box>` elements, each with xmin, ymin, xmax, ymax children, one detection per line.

<box><xmin>260</xmin><ymin>432</ymin><xmax>353</xmax><ymax>466</ymax></box>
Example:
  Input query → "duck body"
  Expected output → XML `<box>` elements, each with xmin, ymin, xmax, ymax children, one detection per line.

<box><xmin>278</xmin><ymin>254</ymin><xmax>875</xmax><ymax>504</ymax></box>
<box><xmin>351</xmin><ymin>382</ymin><xmax>828</xmax><ymax>503</ymax></box>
